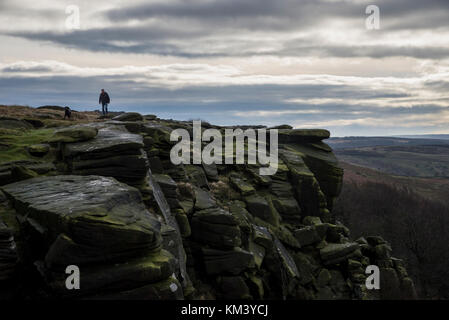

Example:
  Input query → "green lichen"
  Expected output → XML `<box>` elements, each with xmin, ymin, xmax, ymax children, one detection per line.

<box><xmin>0</xmin><ymin>128</ymin><xmax>55</xmax><ymax>164</ymax></box>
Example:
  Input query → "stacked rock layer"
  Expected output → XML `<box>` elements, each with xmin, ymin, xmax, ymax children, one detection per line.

<box><xmin>0</xmin><ymin>114</ymin><xmax>417</xmax><ymax>300</ymax></box>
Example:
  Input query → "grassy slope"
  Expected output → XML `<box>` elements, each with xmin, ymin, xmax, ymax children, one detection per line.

<box><xmin>0</xmin><ymin>105</ymin><xmax>106</xmax><ymax>165</ymax></box>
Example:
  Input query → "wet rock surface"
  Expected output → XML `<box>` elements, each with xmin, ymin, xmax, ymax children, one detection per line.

<box><xmin>1</xmin><ymin>175</ymin><xmax>180</xmax><ymax>299</ymax></box>
<box><xmin>63</xmin><ymin>125</ymin><xmax>148</xmax><ymax>187</ymax></box>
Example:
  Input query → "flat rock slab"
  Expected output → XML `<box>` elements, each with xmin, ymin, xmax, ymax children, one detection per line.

<box><xmin>278</xmin><ymin>129</ymin><xmax>330</xmax><ymax>143</ymax></box>
<box><xmin>27</xmin><ymin>144</ymin><xmax>50</xmax><ymax>157</ymax></box>
<box><xmin>63</xmin><ymin>126</ymin><xmax>143</xmax><ymax>158</ymax></box>
<box><xmin>192</xmin><ymin>208</ymin><xmax>241</xmax><ymax>249</ymax></box>
<box><xmin>320</xmin><ymin>242</ymin><xmax>359</xmax><ymax>265</ymax></box>
<box><xmin>1</xmin><ymin>175</ymin><xmax>161</xmax><ymax>264</ymax></box>
<box><xmin>62</xmin><ymin>126</ymin><xmax>147</xmax><ymax>185</ymax></box>
<box><xmin>112</xmin><ymin>112</ymin><xmax>144</xmax><ymax>122</ymax></box>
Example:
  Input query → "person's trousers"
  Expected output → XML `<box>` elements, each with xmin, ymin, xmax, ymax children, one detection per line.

<box><xmin>102</xmin><ymin>103</ymin><xmax>108</xmax><ymax>115</ymax></box>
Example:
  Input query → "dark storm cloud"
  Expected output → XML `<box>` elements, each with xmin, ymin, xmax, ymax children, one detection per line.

<box><xmin>280</xmin><ymin>43</ymin><xmax>449</xmax><ymax>60</ymax></box>
<box><xmin>1</xmin><ymin>65</ymin><xmax>54</xmax><ymax>73</ymax></box>
<box><xmin>8</xmin><ymin>27</ymin><xmax>449</xmax><ymax>59</ymax></box>
<box><xmin>424</xmin><ymin>80</ymin><xmax>449</xmax><ymax>92</ymax></box>
<box><xmin>6</xmin><ymin>27</ymin><xmax>205</xmax><ymax>56</ymax></box>
<box><xmin>106</xmin><ymin>0</ymin><xmax>359</xmax><ymax>26</ymax></box>
<box><xmin>3</xmin><ymin>0</ymin><xmax>449</xmax><ymax>58</ymax></box>
<box><xmin>106</xmin><ymin>0</ymin><xmax>449</xmax><ymax>30</ymax></box>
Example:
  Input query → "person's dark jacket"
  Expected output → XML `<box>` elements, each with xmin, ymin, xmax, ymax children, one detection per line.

<box><xmin>99</xmin><ymin>92</ymin><xmax>111</xmax><ymax>104</ymax></box>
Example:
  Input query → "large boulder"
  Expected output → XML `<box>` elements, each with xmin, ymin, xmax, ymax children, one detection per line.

<box><xmin>1</xmin><ymin>175</ymin><xmax>181</xmax><ymax>298</ymax></box>
<box><xmin>2</xmin><ymin>175</ymin><xmax>162</xmax><ymax>263</ymax></box>
<box><xmin>191</xmin><ymin>208</ymin><xmax>241</xmax><ymax>249</ymax></box>
<box><xmin>63</xmin><ymin>125</ymin><xmax>147</xmax><ymax>186</ymax></box>
<box><xmin>294</xmin><ymin>225</ymin><xmax>322</xmax><ymax>247</ymax></box>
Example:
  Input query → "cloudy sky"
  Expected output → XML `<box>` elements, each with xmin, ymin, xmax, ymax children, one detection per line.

<box><xmin>1</xmin><ymin>0</ymin><xmax>448</xmax><ymax>136</ymax></box>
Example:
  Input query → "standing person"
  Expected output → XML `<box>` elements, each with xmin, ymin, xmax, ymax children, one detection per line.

<box><xmin>63</xmin><ymin>106</ymin><xmax>72</xmax><ymax>120</ymax></box>
<box><xmin>99</xmin><ymin>89</ymin><xmax>111</xmax><ymax>116</ymax></box>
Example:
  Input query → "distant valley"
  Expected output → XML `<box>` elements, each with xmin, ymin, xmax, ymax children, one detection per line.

<box><xmin>328</xmin><ymin>136</ymin><xmax>449</xmax><ymax>179</ymax></box>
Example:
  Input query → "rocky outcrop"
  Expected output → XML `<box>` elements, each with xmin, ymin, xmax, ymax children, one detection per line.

<box><xmin>0</xmin><ymin>113</ymin><xmax>417</xmax><ymax>300</ymax></box>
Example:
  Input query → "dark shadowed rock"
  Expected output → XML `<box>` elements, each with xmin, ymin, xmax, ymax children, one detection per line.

<box><xmin>202</xmin><ymin>248</ymin><xmax>254</xmax><ymax>275</ymax></box>
<box><xmin>0</xmin><ymin>219</ymin><xmax>18</xmax><ymax>281</ymax></box>
<box><xmin>27</xmin><ymin>144</ymin><xmax>50</xmax><ymax>157</ymax></box>
<box><xmin>294</xmin><ymin>226</ymin><xmax>322</xmax><ymax>247</ymax></box>
<box><xmin>87</xmin><ymin>275</ymin><xmax>183</xmax><ymax>300</ymax></box>
<box><xmin>320</xmin><ymin>242</ymin><xmax>359</xmax><ymax>265</ymax></box>
<box><xmin>191</xmin><ymin>208</ymin><xmax>241</xmax><ymax>248</ymax></box>
<box><xmin>218</xmin><ymin>276</ymin><xmax>251</xmax><ymax>299</ymax></box>
<box><xmin>278</xmin><ymin>129</ymin><xmax>330</xmax><ymax>143</ymax></box>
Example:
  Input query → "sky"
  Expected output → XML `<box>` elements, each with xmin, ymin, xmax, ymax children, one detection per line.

<box><xmin>0</xmin><ymin>0</ymin><xmax>449</xmax><ymax>136</ymax></box>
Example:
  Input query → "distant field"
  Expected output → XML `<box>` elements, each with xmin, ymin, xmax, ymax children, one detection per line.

<box><xmin>327</xmin><ymin>136</ymin><xmax>449</xmax><ymax>205</ymax></box>
<box><xmin>328</xmin><ymin>136</ymin><xmax>449</xmax><ymax>178</ymax></box>
<box><xmin>328</xmin><ymin>136</ymin><xmax>449</xmax><ymax>150</ymax></box>
<box><xmin>340</xmin><ymin>161</ymin><xmax>449</xmax><ymax>205</ymax></box>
